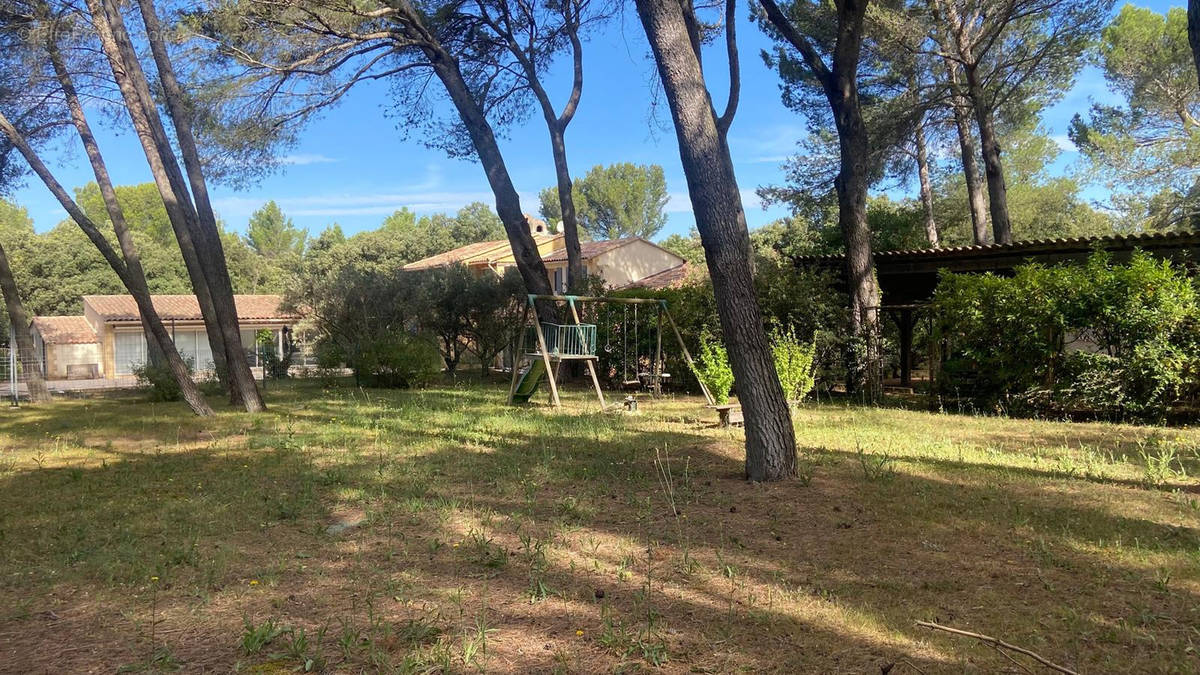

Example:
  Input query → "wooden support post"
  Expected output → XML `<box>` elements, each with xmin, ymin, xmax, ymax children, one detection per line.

<box><xmin>531</xmin><ymin>311</ymin><xmax>561</xmax><ymax>408</ymax></box>
<box><xmin>507</xmin><ymin>303</ymin><xmax>531</xmax><ymax>405</ymax></box>
<box><xmin>568</xmin><ymin>299</ymin><xmax>606</xmax><ymax>410</ymax></box>
<box><xmin>664</xmin><ymin>308</ymin><xmax>714</xmax><ymax>405</ymax></box>
<box><xmin>899</xmin><ymin>308</ymin><xmax>914</xmax><ymax>388</ymax></box>
<box><xmin>653</xmin><ymin>305</ymin><xmax>663</xmax><ymax>396</ymax></box>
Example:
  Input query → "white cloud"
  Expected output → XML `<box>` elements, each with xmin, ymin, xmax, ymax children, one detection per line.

<box><xmin>279</xmin><ymin>153</ymin><xmax>339</xmax><ymax>166</ymax></box>
<box><xmin>728</xmin><ymin>123</ymin><xmax>807</xmax><ymax>164</ymax></box>
<box><xmin>1051</xmin><ymin>134</ymin><xmax>1078</xmax><ymax>152</ymax></box>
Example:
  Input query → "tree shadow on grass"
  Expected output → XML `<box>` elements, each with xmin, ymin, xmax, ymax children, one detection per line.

<box><xmin>0</xmin><ymin>382</ymin><xmax>1197</xmax><ymax>672</ymax></box>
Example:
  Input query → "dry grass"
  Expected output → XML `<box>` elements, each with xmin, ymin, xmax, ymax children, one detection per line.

<box><xmin>0</xmin><ymin>379</ymin><xmax>1197</xmax><ymax>673</ymax></box>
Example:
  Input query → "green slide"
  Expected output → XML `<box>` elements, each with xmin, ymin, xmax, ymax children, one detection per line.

<box><xmin>511</xmin><ymin>359</ymin><xmax>547</xmax><ymax>403</ymax></box>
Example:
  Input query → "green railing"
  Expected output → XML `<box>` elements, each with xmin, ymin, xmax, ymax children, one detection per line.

<box><xmin>527</xmin><ymin>322</ymin><xmax>596</xmax><ymax>357</ymax></box>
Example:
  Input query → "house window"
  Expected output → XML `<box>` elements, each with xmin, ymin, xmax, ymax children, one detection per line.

<box><xmin>173</xmin><ymin>330</ymin><xmax>214</xmax><ymax>371</ymax></box>
<box><xmin>553</xmin><ymin>268</ymin><xmax>564</xmax><ymax>293</ymax></box>
<box><xmin>114</xmin><ymin>331</ymin><xmax>146</xmax><ymax>375</ymax></box>
<box><xmin>242</xmin><ymin>328</ymin><xmax>282</xmax><ymax>368</ymax></box>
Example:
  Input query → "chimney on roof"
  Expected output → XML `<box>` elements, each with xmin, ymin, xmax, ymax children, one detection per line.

<box><xmin>524</xmin><ymin>213</ymin><xmax>548</xmax><ymax>236</ymax></box>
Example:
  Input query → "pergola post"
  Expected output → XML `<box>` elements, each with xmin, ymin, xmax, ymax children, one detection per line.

<box><xmin>899</xmin><ymin>308</ymin><xmax>914</xmax><ymax>388</ymax></box>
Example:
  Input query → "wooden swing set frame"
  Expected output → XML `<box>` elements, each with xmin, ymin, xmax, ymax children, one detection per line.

<box><xmin>507</xmin><ymin>294</ymin><xmax>715</xmax><ymax>409</ymax></box>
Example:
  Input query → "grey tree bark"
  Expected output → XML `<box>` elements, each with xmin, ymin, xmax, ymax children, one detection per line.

<box><xmin>406</xmin><ymin>6</ymin><xmax>555</xmax><ymax>315</ymax></box>
<box><xmin>914</xmin><ymin>118</ymin><xmax>938</xmax><ymax>247</ymax></box>
<box><xmin>637</xmin><ymin>0</ymin><xmax>797</xmax><ymax>481</ymax></box>
<box><xmin>134</xmin><ymin>0</ymin><xmax>265</xmax><ymax>411</ymax></box>
<box><xmin>47</xmin><ymin>38</ymin><xmax>166</xmax><ymax>366</ymax></box>
<box><xmin>84</xmin><ymin>0</ymin><xmax>233</xmax><ymax>392</ymax></box>
<box><xmin>965</xmin><ymin>65</ymin><xmax>1013</xmax><ymax>245</ymax></box>
<box><xmin>944</xmin><ymin>59</ymin><xmax>990</xmax><ymax>244</ymax></box>
<box><xmin>0</xmin><ymin>240</ymin><xmax>49</xmax><ymax>403</ymax></box>
<box><xmin>480</xmin><ymin>1</ymin><xmax>588</xmax><ymax>291</ymax></box>
<box><xmin>0</xmin><ymin>111</ymin><xmax>214</xmax><ymax>415</ymax></box>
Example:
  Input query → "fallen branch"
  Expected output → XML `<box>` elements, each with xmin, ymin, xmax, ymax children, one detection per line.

<box><xmin>915</xmin><ymin>621</ymin><xmax>1078</xmax><ymax>675</ymax></box>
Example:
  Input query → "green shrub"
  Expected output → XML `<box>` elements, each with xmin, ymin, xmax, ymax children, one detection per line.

<box><xmin>695</xmin><ymin>329</ymin><xmax>734</xmax><ymax>405</ymax></box>
<box><xmin>934</xmin><ymin>251</ymin><xmax>1200</xmax><ymax>421</ymax></box>
<box><xmin>772</xmin><ymin>328</ymin><xmax>816</xmax><ymax>404</ymax></box>
<box><xmin>132</xmin><ymin>357</ymin><xmax>193</xmax><ymax>402</ymax></box>
<box><xmin>353</xmin><ymin>333</ymin><xmax>443</xmax><ymax>388</ymax></box>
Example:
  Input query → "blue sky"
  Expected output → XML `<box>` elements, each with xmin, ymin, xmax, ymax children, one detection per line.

<box><xmin>8</xmin><ymin>1</ymin><xmax>1180</xmax><ymax>241</ymax></box>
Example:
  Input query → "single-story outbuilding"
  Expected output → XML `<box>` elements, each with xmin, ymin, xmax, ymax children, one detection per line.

<box><xmin>31</xmin><ymin>295</ymin><xmax>299</xmax><ymax>380</ymax></box>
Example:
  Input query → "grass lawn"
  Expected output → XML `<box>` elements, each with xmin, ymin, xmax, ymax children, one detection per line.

<box><xmin>0</xmin><ymin>379</ymin><xmax>1198</xmax><ymax>673</ymax></box>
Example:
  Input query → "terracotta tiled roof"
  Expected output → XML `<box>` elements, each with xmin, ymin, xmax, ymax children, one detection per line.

<box><xmin>31</xmin><ymin>316</ymin><xmax>98</xmax><ymax>344</ymax></box>
<box><xmin>403</xmin><ymin>234</ymin><xmax>563</xmax><ymax>270</ymax></box>
<box><xmin>542</xmin><ymin>237</ymin><xmax>642</xmax><ymax>262</ymax></box>
<box><xmin>402</xmin><ymin>239</ymin><xmax>512</xmax><ymax>270</ymax></box>
<box><xmin>82</xmin><ymin>295</ymin><xmax>296</xmax><ymax>322</ymax></box>
<box><xmin>617</xmin><ymin>263</ymin><xmax>692</xmax><ymax>290</ymax></box>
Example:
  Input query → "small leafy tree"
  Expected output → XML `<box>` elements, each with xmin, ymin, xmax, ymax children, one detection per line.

<box><xmin>772</xmin><ymin>328</ymin><xmax>817</xmax><ymax>404</ymax></box>
<box><xmin>417</xmin><ymin>265</ymin><xmax>475</xmax><ymax>375</ymax></box>
<box><xmin>462</xmin><ymin>268</ymin><xmax>526</xmax><ymax>378</ymax></box>
<box><xmin>696</xmin><ymin>329</ymin><xmax>735</xmax><ymax>405</ymax></box>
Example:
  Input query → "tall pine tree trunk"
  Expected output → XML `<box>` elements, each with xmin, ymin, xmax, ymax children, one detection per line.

<box><xmin>549</xmin><ymin>126</ymin><xmax>584</xmax><ymax>290</ymax></box>
<box><xmin>1188</xmin><ymin>0</ymin><xmax>1200</xmax><ymax>94</ymax></box>
<box><xmin>832</xmin><ymin>96</ymin><xmax>882</xmax><ymax>399</ymax></box>
<box><xmin>0</xmin><ymin>241</ymin><xmax>49</xmax><ymax>403</ymax></box>
<box><xmin>760</xmin><ymin>0</ymin><xmax>882</xmax><ymax>401</ymax></box>
<box><xmin>914</xmin><ymin>119</ymin><xmax>938</xmax><ymax>247</ymax></box>
<box><xmin>85</xmin><ymin>0</ymin><xmax>232</xmax><ymax>392</ymax></box>
<box><xmin>964</xmin><ymin>65</ymin><xmax>1012</xmax><ymax>245</ymax></box>
<box><xmin>636</xmin><ymin>0</ymin><xmax>796</xmax><ymax>481</ymax></box>
<box><xmin>944</xmin><ymin>60</ymin><xmax>989</xmax><ymax>244</ymax></box>
<box><xmin>135</xmin><ymin>0</ymin><xmax>264</xmax><ymax>412</ymax></box>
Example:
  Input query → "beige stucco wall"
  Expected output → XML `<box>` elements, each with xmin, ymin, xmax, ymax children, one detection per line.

<box><xmin>591</xmin><ymin>241</ymin><xmax>684</xmax><ymax>288</ymax></box>
<box><xmin>44</xmin><ymin>343</ymin><xmax>102</xmax><ymax>379</ymax></box>
<box><xmin>82</xmin><ymin>303</ymin><xmax>104</xmax><ymax>335</ymax></box>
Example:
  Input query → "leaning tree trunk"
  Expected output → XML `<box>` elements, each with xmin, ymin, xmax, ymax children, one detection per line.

<box><xmin>0</xmin><ymin>241</ymin><xmax>49</xmax><ymax>403</ymax></box>
<box><xmin>944</xmin><ymin>60</ymin><xmax>989</xmax><ymax>244</ymax></box>
<box><xmin>86</xmin><ymin>0</ymin><xmax>232</xmax><ymax>391</ymax></box>
<box><xmin>549</xmin><ymin>126</ymin><xmax>585</xmax><ymax>290</ymax></box>
<box><xmin>421</xmin><ymin>37</ymin><xmax>555</xmax><ymax>317</ymax></box>
<box><xmin>636</xmin><ymin>0</ymin><xmax>796</xmax><ymax>481</ymax></box>
<box><xmin>135</xmin><ymin>0</ymin><xmax>264</xmax><ymax>412</ymax></box>
<box><xmin>964</xmin><ymin>66</ymin><xmax>1012</xmax><ymax>245</ymax></box>
<box><xmin>48</xmin><ymin>38</ymin><xmax>169</xmax><ymax>369</ymax></box>
<box><xmin>914</xmin><ymin>118</ymin><xmax>939</xmax><ymax>247</ymax></box>
<box><xmin>0</xmin><ymin>112</ymin><xmax>214</xmax><ymax>415</ymax></box>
